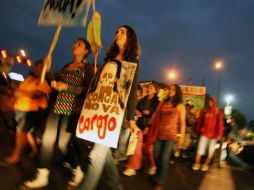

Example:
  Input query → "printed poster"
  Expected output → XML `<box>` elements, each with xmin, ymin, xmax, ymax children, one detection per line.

<box><xmin>180</xmin><ymin>85</ymin><xmax>206</xmax><ymax>116</ymax></box>
<box><xmin>76</xmin><ymin>61</ymin><xmax>137</xmax><ymax>148</ymax></box>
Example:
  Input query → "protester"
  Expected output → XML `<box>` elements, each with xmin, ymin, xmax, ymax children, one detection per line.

<box><xmin>3</xmin><ymin>60</ymin><xmax>51</xmax><ymax>165</ymax></box>
<box><xmin>24</xmin><ymin>38</ymin><xmax>94</xmax><ymax>188</ymax></box>
<box><xmin>78</xmin><ymin>25</ymin><xmax>141</xmax><ymax>190</ymax></box>
<box><xmin>0</xmin><ymin>57</ymin><xmax>16</xmax><ymax>133</ymax></box>
<box><xmin>151</xmin><ymin>84</ymin><xmax>186</xmax><ymax>190</ymax></box>
<box><xmin>123</xmin><ymin>81</ymin><xmax>159</xmax><ymax>176</ymax></box>
<box><xmin>113</xmin><ymin>83</ymin><xmax>144</xmax><ymax>165</ymax></box>
<box><xmin>181</xmin><ymin>102</ymin><xmax>197</xmax><ymax>158</ymax></box>
<box><xmin>192</xmin><ymin>96</ymin><xmax>224</xmax><ymax>171</ymax></box>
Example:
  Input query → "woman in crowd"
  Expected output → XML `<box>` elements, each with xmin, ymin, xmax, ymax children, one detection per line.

<box><xmin>4</xmin><ymin>60</ymin><xmax>51</xmax><ymax>165</ymax></box>
<box><xmin>24</xmin><ymin>38</ymin><xmax>94</xmax><ymax>188</ymax></box>
<box><xmin>192</xmin><ymin>96</ymin><xmax>224</xmax><ymax>171</ymax></box>
<box><xmin>123</xmin><ymin>81</ymin><xmax>159</xmax><ymax>176</ymax></box>
<box><xmin>152</xmin><ymin>84</ymin><xmax>186</xmax><ymax>190</ymax></box>
<box><xmin>78</xmin><ymin>25</ymin><xmax>141</xmax><ymax>190</ymax></box>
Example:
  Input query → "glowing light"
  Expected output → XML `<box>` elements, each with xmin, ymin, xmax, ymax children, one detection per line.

<box><xmin>20</xmin><ymin>49</ymin><xmax>26</xmax><ymax>57</ymax></box>
<box><xmin>16</xmin><ymin>55</ymin><xmax>22</xmax><ymax>63</ymax></box>
<box><xmin>26</xmin><ymin>59</ymin><xmax>32</xmax><ymax>67</ymax></box>
<box><xmin>1</xmin><ymin>50</ymin><xmax>7</xmax><ymax>58</ymax></box>
<box><xmin>225</xmin><ymin>94</ymin><xmax>234</xmax><ymax>105</ymax></box>
<box><xmin>214</xmin><ymin>61</ymin><xmax>223</xmax><ymax>70</ymax></box>
<box><xmin>168</xmin><ymin>70</ymin><xmax>177</xmax><ymax>81</ymax></box>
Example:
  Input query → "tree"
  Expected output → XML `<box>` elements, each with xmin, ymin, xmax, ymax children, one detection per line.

<box><xmin>231</xmin><ymin>109</ymin><xmax>247</xmax><ymax>129</ymax></box>
<box><xmin>247</xmin><ymin>120</ymin><xmax>254</xmax><ymax>131</ymax></box>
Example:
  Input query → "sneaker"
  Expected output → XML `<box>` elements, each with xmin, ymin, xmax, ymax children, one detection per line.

<box><xmin>192</xmin><ymin>163</ymin><xmax>201</xmax><ymax>171</ymax></box>
<box><xmin>68</xmin><ymin>165</ymin><xmax>84</xmax><ymax>186</ymax></box>
<box><xmin>174</xmin><ymin>151</ymin><xmax>180</xmax><ymax>157</ymax></box>
<box><xmin>23</xmin><ymin>168</ymin><xmax>50</xmax><ymax>188</ymax></box>
<box><xmin>169</xmin><ymin>160</ymin><xmax>175</xmax><ymax>165</ymax></box>
<box><xmin>147</xmin><ymin>166</ymin><xmax>157</xmax><ymax>175</ymax></box>
<box><xmin>123</xmin><ymin>168</ymin><xmax>136</xmax><ymax>176</ymax></box>
<box><xmin>114</xmin><ymin>157</ymin><xmax>127</xmax><ymax>165</ymax></box>
<box><xmin>201</xmin><ymin>164</ymin><xmax>209</xmax><ymax>171</ymax></box>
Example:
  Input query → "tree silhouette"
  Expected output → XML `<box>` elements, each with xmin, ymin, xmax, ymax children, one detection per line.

<box><xmin>231</xmin><ymin>108</ymin><xmax>247</xmax><ymax>129</ymax></box>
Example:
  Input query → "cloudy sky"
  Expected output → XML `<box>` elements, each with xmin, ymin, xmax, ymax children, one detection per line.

<box><xmin>0</xmin><ymin>0</ymin><xmax>254</xmax><ymax>121</ymax></box>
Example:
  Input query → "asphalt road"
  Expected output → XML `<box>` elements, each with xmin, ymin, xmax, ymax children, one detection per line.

<box><xmin>0</xmin><ymin>128</ymin><xmax>253</xmax><ymax>190</ymax></box>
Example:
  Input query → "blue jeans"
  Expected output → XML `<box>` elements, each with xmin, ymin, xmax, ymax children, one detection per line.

<box><xmin>154</xmin><ymin>139</ymin><xmax>175</xmax><ymax>185</ymax></box>
<box><xmin>114</xmin><ymin>126</ymin><xmax>130</xmax><ymax>160</ymax></box>
<box><xmin>39</xmin><ymin>113</ymin><xmax>71</xmax><ymax>168</ymax></box>
<box><xmin>78</xmin><ymin>143</ymin><xmax>123</xmax><ymax>190</ymax></box>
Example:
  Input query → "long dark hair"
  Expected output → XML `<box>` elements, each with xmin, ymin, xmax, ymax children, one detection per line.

<box><xmin>166</xmin><ymin>84</ymin><xmax>183</xmax><ymax>107</ymax></box>
<box><xmin>75</xmin><ymin>37</ymin><xmax>91</xmax><ymax>59</ymax></box>
<box><xmin>104</xmin><ymin>25</ymin><xmax>141</xmax><ymax>63</ymax></box>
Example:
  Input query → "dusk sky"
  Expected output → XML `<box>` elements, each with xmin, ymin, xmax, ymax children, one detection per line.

<box><xmin>1</xmin><ymin>0</ymin><xmax>254</xmax><ymax>121</ymax></box>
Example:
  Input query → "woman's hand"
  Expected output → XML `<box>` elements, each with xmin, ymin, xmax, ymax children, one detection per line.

<box><xmin>129</xmin><ymin>120</ymin><xmax>139</xmax><ymax>133</ymax></box>
<box><xmin>51</xmin><ymin>80</ymin><xmax>68</xmax><ymax>91</ymax></box>
<box><xmin>143</xmin><ymin>127</ymin><xmax>149</xmax><ymax>135</ymax></box>
<box><xmin>142</xmin><ymin>109</ymin><xmax>150</xmax><ymax>115</ymax></box>
<box><xmin>135</xmin><ymin>109</ymin><xmax>142</xmax><ymax>117</ymax></box>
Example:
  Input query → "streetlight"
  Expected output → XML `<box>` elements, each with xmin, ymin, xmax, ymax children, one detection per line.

<box><xmin>214</xmin><ymin>61</ymin><xmax>224</xmax><ymax>106</ymax></box>
<box><xmin>167</xmin><ymin>70</ymin><xmax>177</xmax><ymax>84</ymax></box>
<box><xmin>225</xmin><ymin>94</ymin><xmax>234</xmax><ymax>105</ymax></box>
<box><xmin>224</xmin><ymin>94</ymin><xmax>234</xmax><ymax>121</ymax></box>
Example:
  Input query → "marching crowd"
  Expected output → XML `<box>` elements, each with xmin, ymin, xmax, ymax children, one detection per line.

<box><xmin>0</xmin><ymin>25</ymin><xmax>253</xmax><ymax>190</ymax></box>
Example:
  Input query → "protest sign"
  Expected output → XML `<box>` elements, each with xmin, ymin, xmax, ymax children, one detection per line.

<box><xmin>76</xmin><ymin>61</ymin><xmax>137</xmax><ymax>148</ymax></box>
<box><xmin>38</xmin><ymin>0</ymin><xmax>91</xmax><ymax>26</ymax></box>
<box><xmin>180</xmin><ymin>85</ymin><xmax>206</xmax><ymax>117</ymax></box>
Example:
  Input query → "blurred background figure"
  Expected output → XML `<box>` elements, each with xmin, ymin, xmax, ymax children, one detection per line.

<box><xmin>0</xmin><ymin>57</ymin><xmax>16</xmax><ymax>134</ymax></box>
<box><xmin>192</xmin><ymin>96</ymin><xmax>224</xmax><ymax>171</ymax></box>
<box><xmin>181</xmin><ymin>102</ymin><xmax>197</xmax><ymax>158</ymax></box>
<box><xmin>123</xmin><ymin>81</ymin><xmax>159</xmax><ymax>176</ymax></box>
<box><xmin>3</xmin><ymin>60</ymin><xmax>51</xmax><ymax>165</ymax></box>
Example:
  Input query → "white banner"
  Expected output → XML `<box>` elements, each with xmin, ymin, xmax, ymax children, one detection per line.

<box><xmin>38</xmin><ymin>0</ymin><xmax>91</xmax><ymax>26</ymax></box>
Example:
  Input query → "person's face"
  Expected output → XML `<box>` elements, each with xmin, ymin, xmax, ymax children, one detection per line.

<box><xmin>0</xmin><ymin>58</ymin><xmax>13</xmax><ymax>73</ymax></box>
<box><xmin>72</xmin><ymin>40</ymin><xmax>88</xmax><ymax>58</ymax></box>
<box><xmin>33</xmin><ymin>63</ymin><xmax>43</xmax><ymax>77</ymax></box>
<box><xmin>147</xmin><ymin>84</ymin><xmax>157</xmax><ymax>96</ymax></box>
<box><xmin>136</xmin><ymin>90</ymin><xmax>142</xmax><ymax>101</ymax></box>
<box><xmin>168</xmin><ymin>85</ymin><xmax>176</xmax><ymax>97</ymax></box>
<box><xmin>115</xmin><ymin>27</ymin><xmax>127</xmax><ymax>49</ymax></box>
<box><xmin>208</xmin><ymin>99</ymin><xmax>214</xmax><ymax>107</ymax></box>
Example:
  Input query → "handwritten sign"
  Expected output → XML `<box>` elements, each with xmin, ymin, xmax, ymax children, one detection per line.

<box><xmin>38</xmin><ymin>0</ymin><xmax>91</xmax><ymax>26</ymax></box>
<box><xmin>76</xmin><ymin>61</ymin><xmax>137</xmax><ymax>148</ymax></box>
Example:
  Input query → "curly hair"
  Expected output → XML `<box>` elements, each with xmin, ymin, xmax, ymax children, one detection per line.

<box><xmin>104</xmin><ymin>25</ymin><xmax>141</xmax><ymax>63</ymax></box>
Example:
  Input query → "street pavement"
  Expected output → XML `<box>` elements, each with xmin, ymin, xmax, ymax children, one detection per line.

<box><xmin>0</xmin><ymin>128</ymin><xmax>253</xmax><ymax>190</ymax></box>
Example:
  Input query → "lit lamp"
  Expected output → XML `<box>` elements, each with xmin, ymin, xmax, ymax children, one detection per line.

<box><xmin>214</xmin><ymin>61</ymin><xmax>224</xmax><ymax>106</ymax></box>
<box><xmin>168</xmin><ymin>70</ymin><xmax>177</xmax><ymax>84</ymax></box>
<box><xmin>224</xmin><ymin>94</ymin><xmax>233</xmax><ymax>120</ymax></box>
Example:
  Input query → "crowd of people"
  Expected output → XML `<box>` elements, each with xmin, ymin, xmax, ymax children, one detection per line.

<box><xmin>0</xmin><ymin>25</ymin><xmax>253</xmax><ymax>190</ymax></box>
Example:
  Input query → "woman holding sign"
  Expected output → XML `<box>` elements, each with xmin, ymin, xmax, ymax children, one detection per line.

<box><xmin>78</xmin><ymin>25</ymin><xmax>141</xmax><ymax>190</ymax></box>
